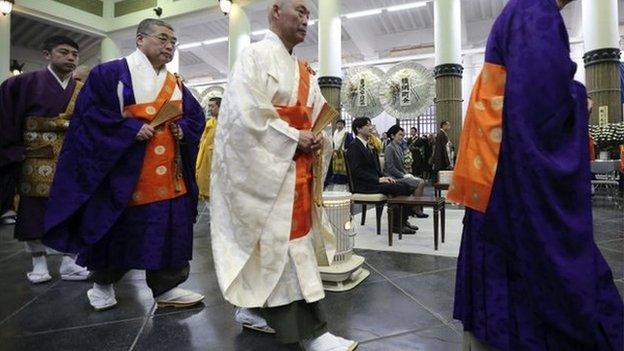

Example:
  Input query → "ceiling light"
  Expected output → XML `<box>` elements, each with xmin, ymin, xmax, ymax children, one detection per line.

<box><xmin>178</xmin><ymin>42</ymin><xmax>203</xmax><ymax>50</ymax></box>
<box><xmin>219</xmin><ymin>0</ymin><xmax>231</xmax><ymax>15</ymax></box>
<box><xmin>344</xmin><ymin>8</ymin><xmax>382</xmax><ymax>19</ymax></box>
<box><xmin>387</xmin><ymin>2</ymin><xmax>428</xmax><ymax>12</ymax></box>
<box><xmin>202</xmin><ymin>37</ymin><xmax>228</xmax><ymax>45</ymax></box>
<box><xmin>0</xmin><ymin>0</ymin><xmax>14</xmax><ymax>16</ymax></box>
<box><xmin>251</xmin><ymin>29</ymin><xmax>269</xmax><ymax>36</ymax></box>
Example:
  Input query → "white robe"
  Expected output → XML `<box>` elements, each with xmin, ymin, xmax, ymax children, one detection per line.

<box><xmin>210</xmin><ymin>31</ymin><xmax>336</xmax><ymax>308</ymax></box>
<box><xmin>332</xmin><ymin>129</ymin><xmax>347</xmax><ymax>151</ymax></box>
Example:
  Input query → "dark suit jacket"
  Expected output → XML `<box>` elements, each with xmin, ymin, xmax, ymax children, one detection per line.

<box><xmin>432</xmin><ymin>129</ymin><xmax>451</xmax><ymax>171</ymax></box>
<box><xmin>346</xmin><ymin>138</ymin><xmax>383</xmax><ymax>193</ymax></box>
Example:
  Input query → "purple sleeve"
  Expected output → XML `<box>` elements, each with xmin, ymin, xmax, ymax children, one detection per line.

<box><xmin>45</xmin><ymin>63</ymin><xmax>144</xmax><ymax>232</ymax></box>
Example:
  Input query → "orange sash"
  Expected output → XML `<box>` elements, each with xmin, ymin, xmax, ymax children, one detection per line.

<box><xmin>275</xmin><ymin>61</ymin><xmax>313</xmax><ymax>240</ymax></box>
<box><xmin>447</xmin><ymin>62</ymin><xmax>506</xmax><ymax>213</ymax></box>
<box><xmin>125</xmin><ymin>73</ymin><xmax>187</xmax><ymax>206</ymax></box>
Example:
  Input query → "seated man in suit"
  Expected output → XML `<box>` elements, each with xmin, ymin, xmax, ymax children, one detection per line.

<box><xmin>346</xmin><ymin>117</ymin><xmax>417</xmax><ymax>234</ymax></box>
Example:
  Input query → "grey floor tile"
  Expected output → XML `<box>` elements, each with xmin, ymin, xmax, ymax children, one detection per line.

<box><xmin>0</xmin><ymin>279</ymin><xmax>153</xmax><ymax>338</ymax></box>
<box><xmin>393</xmin><ymin>269</ymin><xmax>457</xmax><ymax>322</ymax></box>
<box><xmin>600</xmin><ymin>247</ymin><xmax>624</xmax><ymax>280</ymax></box>
<box><xmin>358</xmin><ymin>324</ymin><xmax>461</xmax><ymax>351</ymax></box>
<box><xmin>323</xmin><ymin>281</ymin><xmax>441</xmax><ymax>343</ymax></box>
<box><xmin>0</xmin><ymin>253</ymin><xmax>62</xmax><ymax>323</ymax></box>
<box><xmin>355</xmin><ymin>249</ymin><xmax>457</xmax><ymax>279</ymax></box>
<box><xmin>0</xmin><ymin>318</ymin><xmax>142</xmax><ymax>351</ymax></box>
<box><xmin>598</xmin><ymin>239</ymin><xmax>623</xmax><ymax>252</ymax></box>
<box><xmin>134</xmin><ymin>304</ymin><xmax>297</xmax><ymax>351</ymax></box>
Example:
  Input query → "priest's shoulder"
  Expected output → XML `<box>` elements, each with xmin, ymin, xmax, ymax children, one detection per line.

<box><xmin>90</xmin><ymin>58</ymin><xmax>127</xmax><ymax>77</ymax></box>
<box><xmin>242</xmin><ymin>39</ymin><xmax>275</xmax><ymax>60</ymax></box>
<box><xmin>0</xmin><ymin>69</ymin><xmax>44</xmax><ymax>89</ymax></box>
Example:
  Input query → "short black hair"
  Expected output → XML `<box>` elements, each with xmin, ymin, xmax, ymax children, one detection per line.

<box><xmin>137</xmin><ymin>18</ymin><xmax>174</xmax><ymax>35</ymax></box>
<box><xmin>352</xmin><ymin>117</ymin><xmax>371</xmax><ymax>135</ymax></box>
<box><xmin>336</xmin><ymin>119</ymin><xmax>346</xmax><ymax>125</ymax></box>
<box><xmin>387</xmin><ymin>125</ymin><xmax>404</xmax><ymax>139</ymax></box>
<box><xmin>42</xmin><ymin>36</ymin><xmax>79</xmax><ymax>52</ymax></box>
<box><xmin>208</xmin><ymin>97</ymin><xmax>222</xmax><ymax>107</ymax></box>
<box><xmin>440</xmin><ymin>120</ymin><xmax>450</xmax><ymax>128</ymax></box>
<box><xmin>410</xmin><ymin>127</ymin><xmax>417</xmax><ymax>132</ymax></box>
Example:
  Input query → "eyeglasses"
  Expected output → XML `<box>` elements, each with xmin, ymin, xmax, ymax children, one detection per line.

<box><xmin>141</xmin><ymin>33</ymin><xmax>178</xmax><ymax>48</ymax></box>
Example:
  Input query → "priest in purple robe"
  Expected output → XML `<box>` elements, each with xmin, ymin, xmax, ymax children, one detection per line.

<box><xmin>43</xmin><ymin>19</ymin><xmax>205</xmax><ymax>311</ymax></box>
<box><xmin>448</xmin><ymin>0</ymin><xmax>623</xmax><ymax>350</ymax></box>
<box><xmin>0</xmin><ymin>35</ymin><xmax>90</xmax><ymax>284</ymax></box>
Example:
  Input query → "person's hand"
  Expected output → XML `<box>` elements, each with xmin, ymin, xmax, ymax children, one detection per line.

<box><xmin>136</xmin><ymin>124</ymin><xmax>155</xmax><ymax>141</ymax></box>
<box><xmin>170</xmin><ymin>123</ymin><xmax>184</xmax><ymax>140</ymax></box>
<box><xmin>311</xmin><ymin>134</ymin><xmax>323</xmax><ymax>152</ymax></box>
<box><xmin>298</xmin><ymin>131</ymin><xmax>317</xmax><ymax>153</ymax></box>
<box><xmin>379</xmin><ymin>177</ymin><xmax>396</xmax><ymax>184</ymax></box>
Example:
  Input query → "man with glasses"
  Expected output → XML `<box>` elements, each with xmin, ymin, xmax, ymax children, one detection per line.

<box><xmin>43</xmin><ymin>19</ymin><xmax>206</xmax><ymax>311</ymax></box>
<box><xmin>0</xmin><ymin>35</ymin><xmax>89</xmax><ymax>284</ymax></box>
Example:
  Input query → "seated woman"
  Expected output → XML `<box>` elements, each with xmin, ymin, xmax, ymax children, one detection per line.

<box><xmin>384</xmin><ymin>125</ymin><xmax>428</xmax><ymax>218</ymax></box>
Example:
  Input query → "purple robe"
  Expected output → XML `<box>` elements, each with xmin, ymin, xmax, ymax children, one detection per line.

<box><xmin>0</xmin><ymin>69</ymin><xmax>77</xmax><ymax>240</ymax></box>
<box><xmin>42</xmin><ymin>59</ymin><xmax>205</xmax><ymax>270</ymax></box>
<box><xmin>453</xmin><ymin>1</ymin><xmax>623</xmax><ymax>350</ymax></box>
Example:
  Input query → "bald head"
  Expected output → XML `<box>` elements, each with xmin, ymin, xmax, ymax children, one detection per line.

<box><xmin>73</xmin><ymin>65</ymin><xmax>91</xmax><ymax>82</ymax></box>
<box><xmin>267</xmin><ymin>0</ymin><xmax>310</xmax><ymax>53</ymax></box>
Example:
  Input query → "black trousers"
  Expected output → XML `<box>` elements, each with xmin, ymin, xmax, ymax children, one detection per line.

<box><xmin>0</xmin><ymin>165</ymin><xmax>18</xmax><ymax>215</ymax></box>
<box><xmin>378</xmin><ymin>182</ymin><xmax>412</xmax><ymax>225</ymax></box>
<box><xmin>259</xmin><ymin>300</ymin><xmax>328</xmax><ymax>344</ymax></box>
<box><xmin>92</xmin><ymin>264</ymin><xmax>190</xmax><ymax>297</ymax></box>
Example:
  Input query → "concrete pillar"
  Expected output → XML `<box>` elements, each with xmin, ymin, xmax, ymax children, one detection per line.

<box><xmin>100</xmin><ymin>37</ymin><xmax>120</xmax><ymax>63</ymax></box>
<box><xmin>0</xmin><ymin>13</ymin><xmax>10</xmax><ymax>81</ymax></box>
<box><xmin>317</xmin><ymin>0</ymin><xmax>342</xmax><ymax>110</ymax></box>
<box><xmin>434</xmin><ymin>0</ymin><xmax>463</xmax><ymax>152</ymax></box>
<box><xmin>228</xmin><ymin>3</ymin><xmax>250</xmax><ymax>70</ymax></box>
<box><xmin>582</xmin><ymin>0</ymin><xmax>622</xmax><ymax>124</ymax></box>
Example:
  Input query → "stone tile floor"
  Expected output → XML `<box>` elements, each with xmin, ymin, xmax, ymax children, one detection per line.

<box><xmin>0</xmin><ymin>202</ymin><xmax>621</xmax><ymax>351</ymax></box>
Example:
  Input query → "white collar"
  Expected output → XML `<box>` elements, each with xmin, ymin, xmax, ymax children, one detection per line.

<box><xmin>357</xmin><ymin>135</ymin><xmax>368</xmax><ymax>147</ymax></box>
<box><xmin>127</xmin><ymin>49</ymin><xmax>167</xmax><ymax>76</ymax></box>
<box><xmin>47</xmin><ymin>65</ymin><xmax>71</xmax><ymax>90</ymax></box>
<box><xmin>264</xmin><ymin>30</ymin><xmax>296</xmax><ymax>58</ymax></box>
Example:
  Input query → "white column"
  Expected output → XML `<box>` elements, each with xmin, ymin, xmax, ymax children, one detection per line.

<box><xmin>0</xmin><ymin>13</ymin><xmax>10</xmax><ymax>81</ymax></box>
<box><xmin>318</xmin><ymin>0</ymin><xmax>341</xmax><ymax>77</ymax></box>
<box><xmin>582</xmin><ymin>0</ymin><xmax>620</xmax><ymax>52</ymax></box>
<box><xmin>100</xmin><ymin>37</ymin><xmax>120</xmax><ymax>63</ymax></box>
<box><xmin>166</xmin><ymin>49</ymin><xmax>179</xmax><ymax>73</ymax></box>
<box><xmin>228</xmin><ymin>3</ymin><xmax>250</xmax><ymax>70</ymax></box>
<box><xmin>434</xmin><ymin>0</ymin><xmax>461</xmax><ymax>66</ymax></box>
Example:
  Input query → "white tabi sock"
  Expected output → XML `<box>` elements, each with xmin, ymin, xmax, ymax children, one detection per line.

<box><xmin>93</xmin><ymin>283</ymin><xmax>114</xmax><ymax>296</ymax></box>
<box><xmin>31</xmin><ymin>255</ymin><xmax>48</xmax><ymax>274</ymax></box>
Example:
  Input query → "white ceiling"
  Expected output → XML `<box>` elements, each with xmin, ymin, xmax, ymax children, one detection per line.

<box><xmin>9</xmin><ymin>0</ymin><xmax>623</xmax><ymax>83</ymax></box>
<box><xmin>116</xmin><ymin>0</ymin><xmax>591</xmax><ymax>84</ymax></box>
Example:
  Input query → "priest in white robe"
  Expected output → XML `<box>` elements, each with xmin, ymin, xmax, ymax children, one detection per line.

<box><xmin>211</xmin><ymin>1</ymin><xmax>357</xmax><ymax>350</ymax></box>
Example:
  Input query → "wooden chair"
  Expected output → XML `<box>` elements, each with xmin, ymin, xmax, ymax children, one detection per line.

<box><xmin>344</xmin><ymin>153</ymin><xmax>387</xmax><ymax>235</ymax></box>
